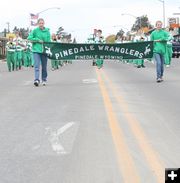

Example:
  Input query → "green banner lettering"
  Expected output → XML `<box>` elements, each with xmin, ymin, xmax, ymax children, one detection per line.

<box><xmin>43</xmin><ymin>41</ymin><xmax>153</xmax><ymax>60</ymax></box>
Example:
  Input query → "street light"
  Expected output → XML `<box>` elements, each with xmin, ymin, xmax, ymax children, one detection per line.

<box><xmin>112</xmin><ymin>25</ymin><xmax>129</xmax><ymax>31</ymax></box>
<box><xmin>37</xmin><ymin>7</ymin><xmax>60</xmax><ymax>15</ymax></box>
<box><xmin>121</xmin><ymin>13</ymin><xmax>137</xmax><ymax>19</ymax></box>
<box><xmin>158</xmin><ymin>0</ymin><xmax>165</xmax><ymax>28</ymax></box>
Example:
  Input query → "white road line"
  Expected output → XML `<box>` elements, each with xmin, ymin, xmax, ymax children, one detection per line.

<box><xmin>82</xmin><ymin>78</ymin><xmax>97</xmax><ymax>84</ymax></box>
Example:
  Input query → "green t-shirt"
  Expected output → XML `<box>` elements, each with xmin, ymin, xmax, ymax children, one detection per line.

<box><xmin>27</xmin><ymin>27</ymin><xmax>51</xmax><ymax>53</ymax></box>
<box><xmin>150</xmin><ymin>29</ymin><xmax>168</xmax><ymax>55</ymax></box>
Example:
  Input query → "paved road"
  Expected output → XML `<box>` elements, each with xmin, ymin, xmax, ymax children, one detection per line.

<box><xmin>0</xmin><ymin>59</ymin><xmax>180</xmax><ymax>183</ymax></box>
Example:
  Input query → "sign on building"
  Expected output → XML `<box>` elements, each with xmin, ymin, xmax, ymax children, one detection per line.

<box><xmin>168</xmin><ymin>17</ymin><xmax>179</xmax><ymax>28</ymax></box>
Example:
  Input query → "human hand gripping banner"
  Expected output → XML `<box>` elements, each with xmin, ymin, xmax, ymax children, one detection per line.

<box><xmin>43</xmin><ymin>41</ymin><xmax>153</xmax><ymax>60</ymax></box>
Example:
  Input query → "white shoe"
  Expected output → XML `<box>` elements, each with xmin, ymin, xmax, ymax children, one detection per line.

<box><xmin>34</xmin><ymin>80</ymin><xmax>39</xmax><ymax>87</ymax></box>
<box><xmin>42</xmin><ymin>81</ymin><xmax>47</xmax><ymax>86</ymax></box>
<box><xmin>166</xmin><ymin>65</ymin><xmax>170</xmax><ymax>67</ymax></box>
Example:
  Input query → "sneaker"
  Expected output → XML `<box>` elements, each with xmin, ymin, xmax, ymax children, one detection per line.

<box><xmin>156</xmin><ymin>78</ymin><xmax>161</xmax><ymax>83</ymax></box>
<box><xmin>166</xmin><ymin>65</ymin><xmax>170</xmax><ymax>68</ymax></box>
<box><xmin>137</xmin><ymin>65</ymin><xmax>141</xmax><ymax>68</ymax></box>
<box><xmin>34</xmin><ymin>80</ymin><xmax>39</xmax><ymax>87</ymax></box>
<box><xmin>42</xmin><ymin>81</ymin><xmax>46</xmax><ymax>86</ymax></box>
<box><xmin>160</xmin><ymin>77</ymin><xmax>164</xmax><ymax>82</ymax></box>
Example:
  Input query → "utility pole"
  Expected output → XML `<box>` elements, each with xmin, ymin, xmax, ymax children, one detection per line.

<box><xmin>6</xmin><ymin>22</ymin><xmax>10</xmax><ymax>33</ymax></box>
<box><xmin>158</xmin><ymin>0</ymin><xmax>165</xmax><ymax>28</ymax></box>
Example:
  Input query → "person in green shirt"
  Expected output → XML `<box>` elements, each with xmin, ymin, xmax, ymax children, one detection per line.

<box><xmin>150</xmin><ymin>20</ymin><xmax>168</xmax><ymax>83</ymax></box>
<box><xmin>50</xmin><ymin>33</ymin><xmax>59</xmax><ymax>70</ymax></box>
<box><xmin>6</xmin><ymin>37</ymin><xmax>16</xmax><ymax>72</ymax></box>
<box><xmin>23</xmin><ymin>41</ymin><xmax>32</xmax><ymax>67</ymax></box>
<box><xmin>28</xmin><ymin>18</ymin><xmax>51</xmax><ymax>86</ymax></box>
<box><xmin>95</xmin><ymin>29</ymin><xmax>105</xmax><ymax>69</ymax></box>
<box><xmin>133</xmin><ymin>36</ymin><xmax>146</xmax><ymax>68</ymax></box>
<box><xmin>164</xmin><ymin>28</ymin><xmax>173</xmax><ymax>67</ymax></box>
<box><xmin>13</xmin><ymin>31</ymin><xmax>24</xmax><ymax>70</ymax></box>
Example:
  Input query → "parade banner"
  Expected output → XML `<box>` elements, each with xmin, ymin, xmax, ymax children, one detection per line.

<box><xmin>43</xmin><ymin>41</ymin><xmax>153</xmax><ymax>60</ymax></box>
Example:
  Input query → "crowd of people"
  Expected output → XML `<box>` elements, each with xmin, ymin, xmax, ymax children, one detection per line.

<box><xmin>5</xmin><ymin>18</ymin><xmax>175</xmax><ymax>85</ymax></box>
<box><xmin>6</xmin><ymin>32</ymin><xmax>34</xmax><ymax>72</ymax></box>
<box><xmin>87</xmin><ymin>24</ymin><xmax>173</xmax><ymax>77</ymax></box>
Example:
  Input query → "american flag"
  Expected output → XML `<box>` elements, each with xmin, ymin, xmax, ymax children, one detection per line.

<box><xmin>30</xmin><ymin>13</ymin><xmax>39</xmax><ymax>19</ymax></box>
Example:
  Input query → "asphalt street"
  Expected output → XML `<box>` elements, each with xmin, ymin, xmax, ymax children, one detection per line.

<box><xmin>0</xmin><ymin>59</ymin><xmax>180</xmax><ymax>183</ymax></box>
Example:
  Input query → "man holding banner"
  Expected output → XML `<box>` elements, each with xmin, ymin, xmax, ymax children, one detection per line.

<box><xmin>150</xmin><ymin>20</ymin><xmax>168</xmax><ymax>83</ymax></box>
<box><xmin>28</xmin><ymin>18</ymin><xmax>51</xmax><ymax>87</ymax></box>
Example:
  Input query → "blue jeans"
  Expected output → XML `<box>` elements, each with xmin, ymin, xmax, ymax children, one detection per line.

<box><xmin>154</xmin><ymin>53</ymin><xmax>164</xmax><ymax>79</ymax></box>
<box><xmin>33</xmin><ymin>53</ymin><xmax>48</xmax><ymax>82</ymax></box>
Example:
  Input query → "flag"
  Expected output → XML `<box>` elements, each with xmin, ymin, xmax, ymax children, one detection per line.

<box><xmin>30</xmin><ymin>13</ymin><xmax>39</xmax><ymax>19</ymax></box>
<box><xmin>31</xmin><ymin>21</ymin><xmax>37</xmax><ymax>26</ymax></box>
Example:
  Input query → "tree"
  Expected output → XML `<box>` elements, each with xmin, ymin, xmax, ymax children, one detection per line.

<box><xmin>131</xmin><ymin>15</ymin><xmax>154</xmax><ymax>32</ymax></box>
<box><xmin>12</xmin><ymin>27</ymin><xmax>29</xmax><ymax>39</ymax></box>
<box><xmin>116</xmin><ymin>29</ymin><xmax>125</xmax><ymax>37</ymax></box>
<box><xmin>56</xmin><ymin>26</ymin><xmax>64</xmax><ymax>35</ymax></box>
<box><xmin>106</xmin><ymin>35</ymin><xmax>116</xmax><ymax>43</ymax></box>
<box><xmin>56</xmin><ymin>27</ymin><xmax>73</xmax><ymax>43</ymax></box>
<box><xmin>13</xmin><ymin>26</ymin><xmax>18</xmax><ymax>32</ymax></box>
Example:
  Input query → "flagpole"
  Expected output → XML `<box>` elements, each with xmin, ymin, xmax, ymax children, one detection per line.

<box><xmin>29</xmin><ymin>7</ymin><xmax>61</xmax><ymax>30</ymax></box>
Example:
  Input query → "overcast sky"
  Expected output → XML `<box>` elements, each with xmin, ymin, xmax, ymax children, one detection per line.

<box><xmin>0</xmin><ymin>0</ymin><xmax>180</xmax><ymax>42</ymax></box>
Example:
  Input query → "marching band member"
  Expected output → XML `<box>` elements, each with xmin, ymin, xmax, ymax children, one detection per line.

<box><xmin>164</xmin><ymin>28</ymin><xmax>174</xmax><ymax>67</ymax></box>
<box><xmin>51</xmin><ymin>34</ymin><xmax>59</xmax><ymax>70</ymax></box>
<box><xmin>13</xmin><ymin>31</ymin><xmax>24</xmax><ymax>70</ymax></box>
<box><xmin>23</xmin><ymin>40</ymin><xmax>32</xmax><ymax>67</ymax></box>
<box><xmin>95</xmin><ymin>29</ymin><xmax>105</xmax><ymax>69</ymax></box>
<box><xmin>6</xmin><ymin>37</ymin><xmax>16</xmax><ymax>72</ymax></box>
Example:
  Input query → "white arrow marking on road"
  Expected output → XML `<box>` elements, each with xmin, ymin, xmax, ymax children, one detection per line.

<box><xmin>56</xmin><ymin>122</ymin><xmax>75</xmax><ymax>136</ymax></box>
<box><xmin>45</xmin><ymin>122</ymin><xmax>75</xmax><ymax>155</ymax></box>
